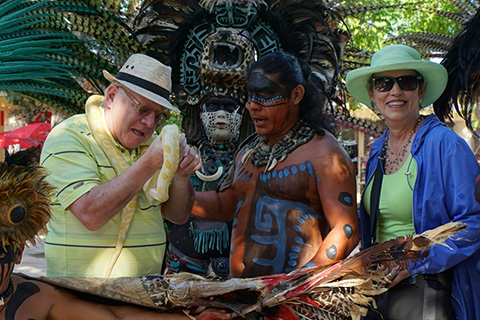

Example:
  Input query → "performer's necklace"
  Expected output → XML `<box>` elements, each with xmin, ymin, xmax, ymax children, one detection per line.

<box><xmin>200</xmin><ymin>136</ymin><xmax>238</xmax><ymax>154</ymax></box>
<box><xmin>0</xmin><ymin>278</ymin><xmax>14</xmax><ymax>306</ymax></box>
<box><xmin>241</xmin><ymin>119</ymin><xmax>315</xmax><ymax>172</ymax></box>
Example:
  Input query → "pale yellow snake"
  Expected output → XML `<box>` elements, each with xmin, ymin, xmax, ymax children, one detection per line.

<box><xmin>143</xmin><ymin>124</ymin><xmax>181</xmax><ymax>203</ymax></box>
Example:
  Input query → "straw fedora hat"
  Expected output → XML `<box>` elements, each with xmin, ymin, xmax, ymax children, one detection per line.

<box><xmin>103</xmin><ymin>54</ymin><xmax>180</xmax><ymax>113</ymax></box>
<box><xmin>345</xmin><ymin>45</ymin><xmax>447</xmax><ymax>108</ymax></box>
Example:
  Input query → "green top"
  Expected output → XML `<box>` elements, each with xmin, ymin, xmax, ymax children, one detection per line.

<box><xmin>364</xmin><ymin>154</ymin><xmax>417</xmax><ymax>243</ymax></box>
<box><xmin>40</xmin><ymin>97</ymin><xmax>165</xmax><ymax>277</ymax></box>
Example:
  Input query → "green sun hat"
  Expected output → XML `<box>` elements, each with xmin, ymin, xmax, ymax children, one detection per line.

<box><xmin>345</xmin><ymin>45</ymin><xmax>448</xmax><ymax>108</ymax></box>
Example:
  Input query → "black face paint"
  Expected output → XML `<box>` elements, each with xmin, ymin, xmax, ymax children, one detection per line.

<box><xmin>344</xmin><ymin>224</ymin><xmax>353</xmax><ymax>239</ymax></box>
<box><xmin>0</xmin><ymin>245</ymin><xmax>17</xmax><ymax>296</ymax></box>
<box><xmin>338</xmin><ymin>192</ymin><xmax>354</xmax><ymax>207</ymax></box>
<box><xmin>326</xmin><ymin>245</ymin><xmax>337</xmax><ymax>260</ymax></box>
<box><xmin>0</xmin><ymin>246</ymin><xmax>17</xmax><ymax>265</ymax></box>
<box><xmin>202</xmin><ymin>96</ymin><xmax>241</xmax><ymax>113</ymax></box>
<box><xmin>246</xmin><ymin>72</ymin><xmax>288</xmax><ymax>107</ymax></box>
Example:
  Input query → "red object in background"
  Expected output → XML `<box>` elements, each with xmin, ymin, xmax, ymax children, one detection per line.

<box><xmin>0</xmin><ymin>122</ymin><xmax>51</xmax><ymax>150</ymax></box>
<box><xmin>31</xmin><ymin>110</ymin><xmax>51</xmax><ymax>123</ymax></box>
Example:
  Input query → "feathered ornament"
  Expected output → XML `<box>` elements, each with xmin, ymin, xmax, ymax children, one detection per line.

<box><xmin>434</xmin><ymin>9</ymin><xmax>480</xmax><ymax>135</ymax></box>
<box><xmin>1</xmin><ymin>0</ymin><xmax>433</xmax><ymax>136</ymax></box>
<box><xmin>38</xmin><ymin>221</ymin><xmax>466</xmax><ymax>320</ymax></box>
<box><xmin>0</xmin><ymin>0</ymin><xmax>155</xmax><ymax>116</ymax></box>
<box><xmin>133</xmin><ymin>0</ymin><xmax>403</xmax><ymax>140</ymax></box>
<box><xmin>326</xmin><ymin>107</ymin><xmax>386</xmax><ymax>139</ymax></box>
<box><xmin>0</xmin><ymin>146</ymin><xmax>54</xmax><ymax>248</ymax></box>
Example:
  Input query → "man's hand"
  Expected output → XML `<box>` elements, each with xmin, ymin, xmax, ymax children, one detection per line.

<box><xmin>142</xmin><ymin>134</ymin><xmax>166</xmax><ymax>171</ymax></box>
<box><xmin>176</xmin><ymin>133</ymin><xmax>202</xmax><ymax>177</ymax></box>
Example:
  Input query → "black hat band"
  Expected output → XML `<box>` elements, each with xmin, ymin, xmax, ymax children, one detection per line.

<box><xmin>116</xmin><ymin>72</ymin><xmax>170</xmax><ymax>100</ymax></box>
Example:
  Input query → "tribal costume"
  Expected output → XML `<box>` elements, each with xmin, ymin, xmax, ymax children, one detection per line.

<box><xmin>134</xmin><ymin>0</ymin><xmax>349</xmax><ymax>278</ymax></box>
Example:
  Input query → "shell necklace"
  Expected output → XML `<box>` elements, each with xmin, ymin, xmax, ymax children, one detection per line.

<box><xmin>241</xmin><ymin>120</ymin><xmax>315</xmax><ymax>172</ymax></box>
<box><xmin>383</xmin><ymin>117</ymin><xmax>423</xmax><ymax>174</ymax></box>
<box><xmin>0</xmin><ymin>278</ymin><xmax>14</xmax><ymax>306</ymax></box>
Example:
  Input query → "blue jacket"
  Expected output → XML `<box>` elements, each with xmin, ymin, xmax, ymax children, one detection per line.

<box><xmin>359</xmin><ymin>114</ymin><xmax>480</xmax><ymax>320</ymax></box>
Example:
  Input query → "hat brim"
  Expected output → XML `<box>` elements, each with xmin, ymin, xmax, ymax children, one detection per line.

<box><xmin>345</xmin><ymin>60</ymin><xmax>447</xmax><ymax>108</ymax></box>
<box><xmin>103</xmin><ymin>70</ymin><xmax>180</xmax><ymax>113</ymax></box>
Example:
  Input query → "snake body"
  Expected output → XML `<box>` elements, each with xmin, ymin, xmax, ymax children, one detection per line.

<box><xmin>144</xmin><ymin>124</ymin><xmax>181</xmax><ymax>203</ymax></box>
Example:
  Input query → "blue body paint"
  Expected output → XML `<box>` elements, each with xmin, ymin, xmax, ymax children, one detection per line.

<box><xmin>251</xmin><ymin>195</ymin><xmax>315</xmax><ymax>274</ymax></box>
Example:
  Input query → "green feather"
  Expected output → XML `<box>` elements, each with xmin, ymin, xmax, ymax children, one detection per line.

<box><xmin>0</xmin><ymin>0</ymin><xmax>142</xmax><ymax>115</ymax></box>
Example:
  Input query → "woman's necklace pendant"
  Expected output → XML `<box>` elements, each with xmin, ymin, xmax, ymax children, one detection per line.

<box><xmin>384</xmin><ymin>117</ymin><xmax>422</xmax><ymax>174</ymax></box>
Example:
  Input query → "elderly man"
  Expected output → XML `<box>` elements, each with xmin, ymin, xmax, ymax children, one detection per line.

<box><xmin>40</xmin><ymin>54</ymin><xmax>202</xmax><ymax>277</ymax></box>
<box><xmin>0</xmin><ymin>147</ymin><xmax>228</xmax><ymax>320</ymax></box>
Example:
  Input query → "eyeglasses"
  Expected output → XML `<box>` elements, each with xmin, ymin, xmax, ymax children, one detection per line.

<box><xmin>371</xmin><ymin>75</ymin><xmax>423</xmax><ymax>92</ymax></box>
<box><xmin>119</xmin><ymin>86</ymin><xmax>169</xmax><ymax>125</ymax></box>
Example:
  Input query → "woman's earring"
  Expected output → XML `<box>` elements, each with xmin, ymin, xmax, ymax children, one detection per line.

<box><xmin>370</xmin><ymin>100</ymin><xmax>377</xmax><ymax>109</ymax></box>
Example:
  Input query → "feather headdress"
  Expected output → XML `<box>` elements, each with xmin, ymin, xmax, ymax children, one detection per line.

<box><xmin>434</xmin><ymin>10</ymin><xmax>480</xmax><ymax>134</ymax></box>
<box><xmin>1</xmin><ymin>0</ymin><xmax>434</xmax><ymax>136</ymax></box>
<box><xmin>0</xmin><ymin>147</ymin><xmax>54</xmax><ymax>248</ymax></box>
<box><xmin>0</xmin><ymin>0</ymin><xmax>155</xmax><ymax>115</ymax></box>
<box><xmin>133</xmin><ymin>0</ymin><xmax>395</xmax><ymax>140</ymax></box>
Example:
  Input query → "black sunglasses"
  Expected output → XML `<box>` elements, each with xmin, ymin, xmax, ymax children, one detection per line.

<box><xmin>371</xmin><ymin>75</ymin><xmax>423</xmax><ymax>92</ymax></box>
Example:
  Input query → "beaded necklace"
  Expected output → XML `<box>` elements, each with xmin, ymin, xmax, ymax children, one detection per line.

<box><xmin>241</xmin><ymin>120</ymin><xmax>315</xmax><ymax>171</ymax></box>
<box><xmin>192</xmin><ymin>137</ymin><xmax>237</xmax><ymax>191</ymax></box>
<box><xmin>0</xmin><ymin>278</ymin><xmax>14</xmax><ymax>306</ymax></box>
<box><xmin>383</xmin><ymin>117</ymin><xmax>423</xmax><ymax>174</ymax></box>
<box><xmin>200</xmin><ymin>136</ymin><xmax>238</xmax><ymax>153</ymax></box>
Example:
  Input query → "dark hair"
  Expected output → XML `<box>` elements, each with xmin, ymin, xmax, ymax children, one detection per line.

<box><xmin>247</xmin><ymin>51</ymin><xmax>334</xmax><ymax>135</ymax></box>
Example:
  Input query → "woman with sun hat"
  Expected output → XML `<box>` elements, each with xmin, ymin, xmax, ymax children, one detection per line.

<box><xmin>346</xmin><ymin>44</ymin><xmax>480</xmax><ymax>320</ymax></box>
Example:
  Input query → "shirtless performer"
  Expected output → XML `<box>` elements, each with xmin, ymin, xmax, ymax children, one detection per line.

<box><xmin>0</xmin><ymin>148</ymin><xmax>229</xmax><ymax>320</ymax></box>
<box><xmin>192</xmin><ymin>52</ymin><xmax>359</xmax><ymax>278</ymax></box>
<box><xmin>0</xmin><ymin>245</ymin><xmax>230</xmax><ymax>320</ymax></box>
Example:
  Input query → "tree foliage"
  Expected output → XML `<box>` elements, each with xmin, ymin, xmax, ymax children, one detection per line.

<box><xmin>341</xmin><ymin>0</ymin><xmax>463</xmax><ymax>53</ymax></box>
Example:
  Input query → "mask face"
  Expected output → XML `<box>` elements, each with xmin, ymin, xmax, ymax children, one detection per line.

<box><xmin>201</xmin><ymin>97</ymin><xmax>243</xmax><ymax>142</ymax></box>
